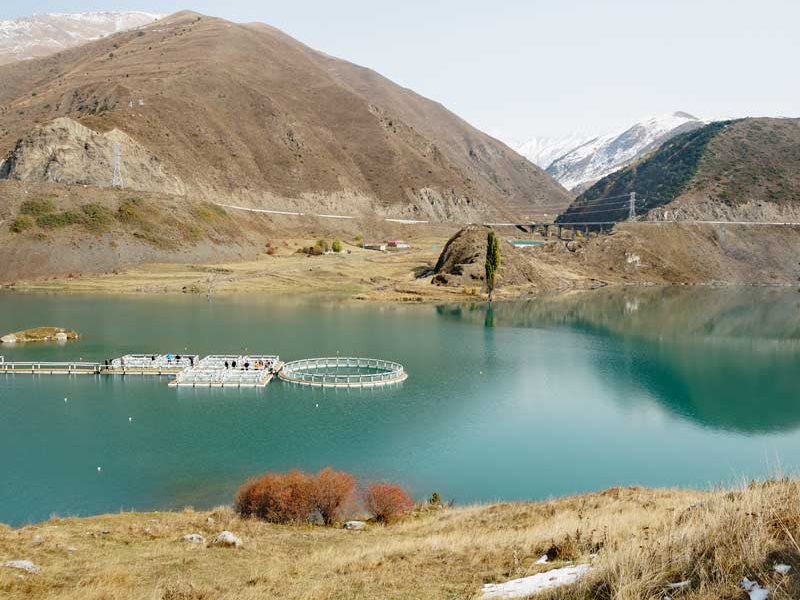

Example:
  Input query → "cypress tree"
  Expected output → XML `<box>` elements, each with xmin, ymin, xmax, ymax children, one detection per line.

<box><xmin>485</xmin><ymin>230</ymin><xmax>501</xmax><ymax>300</ymax></box>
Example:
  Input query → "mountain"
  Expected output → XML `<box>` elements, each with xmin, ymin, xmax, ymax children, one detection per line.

<box><xmin>557</xmin><ymin>117</ymin><xmax>800</xmax><ymax>225</ymax></box>
<box><xmin>533</xmin><ymin>112</ymin><xmax>705</xmax><ymax>192</ymax></box>
<box><xmin>514</xmin><ymin>133</ymin><xmax>594</xmax><ymax>169</ymax></box>
<box><xmin>0</xmin><ymin>12</ymin><xmax>162</xmax><ymax>65</ymax></box>
<box><xmin>0</xmin><ymin>11</ymin><xmax>570</xmax><ymax>222</ymax></box>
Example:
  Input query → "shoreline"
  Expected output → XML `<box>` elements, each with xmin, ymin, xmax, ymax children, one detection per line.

<box><xmin>2</xmin><ymin>479</ymin><xmax>796</xmax><ymax>599</ymax></box>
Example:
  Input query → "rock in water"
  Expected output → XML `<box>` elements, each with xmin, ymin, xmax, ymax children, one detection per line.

<box><xmin>0</xmin><ymin>334</ymin><xmax>17</xmax><ymax>344</ymax></box>
<box><xmin>210</xmin><ymin>531</ymin><xmax>242</xmax><ymax>548</ymax></box>
<box><xmin>2</xmin><ymin>560</ymin><xmax>41</xmax><ymax>574</ymax></box>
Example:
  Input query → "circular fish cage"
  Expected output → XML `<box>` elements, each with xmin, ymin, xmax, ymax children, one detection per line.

<box><xmin>278</xmin><ymin>357</ymin><xmax>407</xmax><ymax>388</ymax></box>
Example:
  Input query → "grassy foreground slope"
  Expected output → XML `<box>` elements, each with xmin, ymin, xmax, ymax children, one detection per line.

<box><xmin>3</xmin><ymin>481</ymin><xmax>800</xmax><ymax>599</ymax></box>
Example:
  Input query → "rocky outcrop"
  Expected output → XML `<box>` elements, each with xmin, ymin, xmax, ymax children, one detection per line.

<box><xmin>2</xmin><ymin>560</ymin><xmax>41</xmax><ymax>574</ymax></box>
<box><xmin>431</xmin><ymin>225</ymin><xmax>540</xmax><ymax>289</ymax></box>
<box><xmin>210</xmin><ymin>531</ymin><xmax>242</xmax><ymax>548</ymax></box>
<box><xmin>1</xmin><ymin>327</ymin><xmax>78</xmax><ymax>343</ymax></box>
<box><xmin>183</xmin><ymin>533</ymin><xmax>206</xmax><ymax>544</ymax></box>
<box><xmin>0</xmin><ymin>117</ymin><xmax>185</xmax><ymax>195</ymax></box>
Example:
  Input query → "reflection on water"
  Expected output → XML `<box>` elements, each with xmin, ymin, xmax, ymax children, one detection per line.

<box><xmin>1</xmin><ymin>288</ymin><xmax>799</xmax><ymax>526</ymax></box>
<box><xmin>437</xmin><ymin>288</ymin><xmax>800</xmax><ymax>433</ymax></box>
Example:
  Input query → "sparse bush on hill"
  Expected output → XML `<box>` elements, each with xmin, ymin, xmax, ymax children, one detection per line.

<box><xmin>35</xmin><ymin>209</ymin><xmax>83</xmax><ymax>229</ymax></box>
<box><xmin>116</xmin><ymin>197</ymin><xmax>148</xmax><ymax>225</ymax></box>
<box><xmin>363</xmin><ymin>482</ymin><xmax>414</xmax><ymax>523</ymax></box>
<box><xmin>332</xmin><ymin>239</ymin><xmax>342</xmax><ymax>253</ymax></box>
<box><xmin>19</xmin><ymin>197</ymin><xmax>56</xmax><ymax>216</ymax></box>
<box><xmin>80</xmin><ymin>203</ymin><xmax>114</xmax><ymax>232</ymax></box>
<box><xmin>192</xmin><ymin>202</ymin><xmax>227</xmax><ymax>223</ymax></box>
<box><xmin>9</xmin><ymin>215</ymin><xmax>34</xmax><ymax>233</ymax></box>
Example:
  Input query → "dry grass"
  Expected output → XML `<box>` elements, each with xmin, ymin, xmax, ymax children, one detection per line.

<box><xmin>8</xmin><ymin>236</ymin><xmax>472</xmax><ymax>301</ymax></box>
<box><xmin>3</xmin><ymin>481</ymin><xmax>800</xmax><ymax>599</ymax></box>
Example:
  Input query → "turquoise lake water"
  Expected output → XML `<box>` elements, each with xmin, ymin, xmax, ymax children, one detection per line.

<box><xmin>1</xmin><ymin>288</ymin><xmax>799</xmax><ymax>526</ymax></box>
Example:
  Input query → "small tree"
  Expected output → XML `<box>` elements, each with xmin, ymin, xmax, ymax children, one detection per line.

<box><xmin>363</xmin><ymin>482</ymin><xmax>414</xmax><ymax>523</ymax></box>
<box><xmin>331</xmin><ymin>239</ymin><xmax>342</xmax><ymax>253</ymax></box>
<box><xmin>311</xmin><ymin>467</ymin><xmax>356</xmax><ymax>525</ymax></box>
<box><xmin>484</xmin><ymin>230</ymin><xmax>501</xmax><ymax>301</ymax></box>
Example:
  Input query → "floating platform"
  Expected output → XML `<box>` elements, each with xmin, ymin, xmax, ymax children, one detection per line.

<box><xmin>0</xmin><ymin>354</ymin><xmax>282</xmax><ymax>389</ymax></box>
<box><xmin>170</xmin><ymin>355</ymin><xmax>282</xmax><ymax>388</ymax></box>
<box><xmin>106</xmin><ymin>354</ymin><xmax>199</xmax><ymax>375</ymax></box>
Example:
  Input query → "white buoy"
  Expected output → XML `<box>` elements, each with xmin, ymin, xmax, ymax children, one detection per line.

<box><xmin>64</xmin><ymin>397</ymin><xmax>68</xmax><ymax>402</ymax></box>
<box><xmin>97</xmin><ymin>467</ymin><xmax>102</xmax><ymax>472</ymax></box>
<box><xmin>128</xmin><ymin>417</ymin><xmax>132</xmax><ymax>422</ymax></box>
<box><xmin>315</xmin><ymin>403</ymin><xmax>319</xmax><ymax>408</ymax></box>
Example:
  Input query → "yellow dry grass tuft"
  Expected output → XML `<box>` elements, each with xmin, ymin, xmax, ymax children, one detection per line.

<box><xmin>1</xmin><ymin>481</ymin><xmax>800</xmax><ymax>599</ymax></box>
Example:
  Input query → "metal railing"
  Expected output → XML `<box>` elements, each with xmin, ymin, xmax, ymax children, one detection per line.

<box><xmin>279</xmin><ymin>357</ymin><xmax>406</xmax><ymax>387</ymax></box>
<box><xmin>0</xmin><ymin>361</ymin><xmax>101</xmax><ymax>373</ymax></box>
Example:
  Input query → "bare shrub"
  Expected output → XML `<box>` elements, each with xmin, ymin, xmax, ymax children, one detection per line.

<box><xmin>363</xmin><ymin>482</ymin><xmax>414</xmax><ymax>523</ymax></box>
<box><xmin>311</xmin><ymin>467</ymin><xmax>356</xmax><ymax>525</ymax></box>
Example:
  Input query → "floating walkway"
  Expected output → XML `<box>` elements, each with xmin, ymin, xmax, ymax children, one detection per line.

<box><xmin>1</xmin><ymin>354</ymin><xmax>406</xmax><ymax>389</ymax></box>
<box><xmin>279</xmin><ymin>357</ymin><xmax>407</xmax><ymax>388</ymax></box>
<box><xmin>0</xmin><ymin>360</ymin><xmax>102</xmax><ymax>375</ymax></box>
<box><xmin>0</xmin><ymin>353</ymin><xmax>282</xmax><ymax>389</ymax></box>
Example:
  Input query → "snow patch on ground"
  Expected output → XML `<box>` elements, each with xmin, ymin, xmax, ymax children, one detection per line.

<box><xmin>774</xmin><ymin>563</ymin><xmax>791</xmax><ymax>575</ymax></box>
<box><xmin>482</xmin><ymin>564</ymin><xmax>591</xmax><ymax>599</ymax></box>
<box><xmin>2</xmin><ymin>560</ymin><xmax>41</xmax><ymax>574</ymax></box>
<box><xmin>741</xmin><ymin>577</ymin><xmax>768</xmax><ymax>600</ymax></box>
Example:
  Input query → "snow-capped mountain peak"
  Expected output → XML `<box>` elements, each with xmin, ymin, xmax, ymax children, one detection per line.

<box><xmin>516</xmin><ymin>112</ymin><xmax>705</xmax><ymax>192</ymax></box>
<box><xmin>514</xmin><ymin>132</ymin><xmax>596</xmax><ymax>169</ymax></box>
<box><xmin>0</xmin><ymin>12</ymin><xmax>163</xmax><ymax>65</ymax></box>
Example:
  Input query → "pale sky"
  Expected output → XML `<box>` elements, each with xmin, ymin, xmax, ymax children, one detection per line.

<box><xmin>4</xmin><ymin>0</ymin><xmax>799</xmax><ymax>142</ymax></box>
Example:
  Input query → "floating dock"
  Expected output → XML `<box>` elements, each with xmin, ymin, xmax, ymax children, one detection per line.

<box><xmin>0</xmin><ymin>353</ymin><xmax>282</xmax><ymax>389</ymax></box>
<box><xmin>0</xmin><ymin>354</ymin><xmax>406</xmax><ymax>390</ymax></box>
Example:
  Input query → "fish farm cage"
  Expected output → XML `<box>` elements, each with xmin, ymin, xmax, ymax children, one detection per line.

<box><xmin>278</xmin><ymin>357</ymin><xmax>407</xmax><ymax>388</ymax></box>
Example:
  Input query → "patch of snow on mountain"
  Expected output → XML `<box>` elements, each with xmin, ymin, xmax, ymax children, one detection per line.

<box><xmin>0</xmin><ymin>12</ymin><xmax>163</xmax><ymax>64</ymax></box>
<box><xmin>546</xmin><ymin>112</ymin><xmax>706</xmax><ymax>191</ymax></box>
<box><xmin>515</xmin><ymin>133</ymin><xmax>595</xmax><ymax>169</ymax></box>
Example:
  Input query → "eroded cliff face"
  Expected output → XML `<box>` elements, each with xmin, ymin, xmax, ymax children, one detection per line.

<box><xmin>0</xmin><ymin>117</ymin><xmax>185</xmax><ymax>195</ymax></box>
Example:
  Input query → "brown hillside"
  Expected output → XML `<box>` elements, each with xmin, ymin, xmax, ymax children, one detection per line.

<box><xmin>674</xmin><ymin>118</ymin><xmax>800</xmax><ymax>220</ymax></box>
<box><xmin>562</xmin><ymin>118</ymin><xmax>800</xmax><ymax>224</ymax></box>
<box><xmin>0</xmin><ymin>11</ymin><xmax>569</xmax><ymax>222</ymax></box>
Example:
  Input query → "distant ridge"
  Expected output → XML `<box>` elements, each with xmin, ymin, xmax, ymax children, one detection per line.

<box><xmin>515</xmin><ymin>112</ymin><xmax>705</xmax><ymax>192</ymax></box>
<box><xmin>0</xmin><ymin>12</ymin><xmax>163</xmax><ymax>65</ymax></box>
<box><xmin>557</xmin><ymin>117</ymin><xmax>800</xmax><ymax>224</ymax></box>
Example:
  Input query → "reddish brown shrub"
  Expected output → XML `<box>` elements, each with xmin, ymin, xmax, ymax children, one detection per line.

<box><xmin>363</xmin><ymin>482</ymin><xmax>414</xmax><ymax>523</ymax></box>
<box><xmin>235</xmin><ymin>470</ymin><xmax>315</xmax><ymax>524</ymax></box>
<box><xmin>311</xmin><ymin>467</ymin><xmax>357</xmax><ymax>525</ymax></box>
<box><xmin>234</xmin><ymin>477</ymin><xmax>259</xmax><ymax>517</ymax></box>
